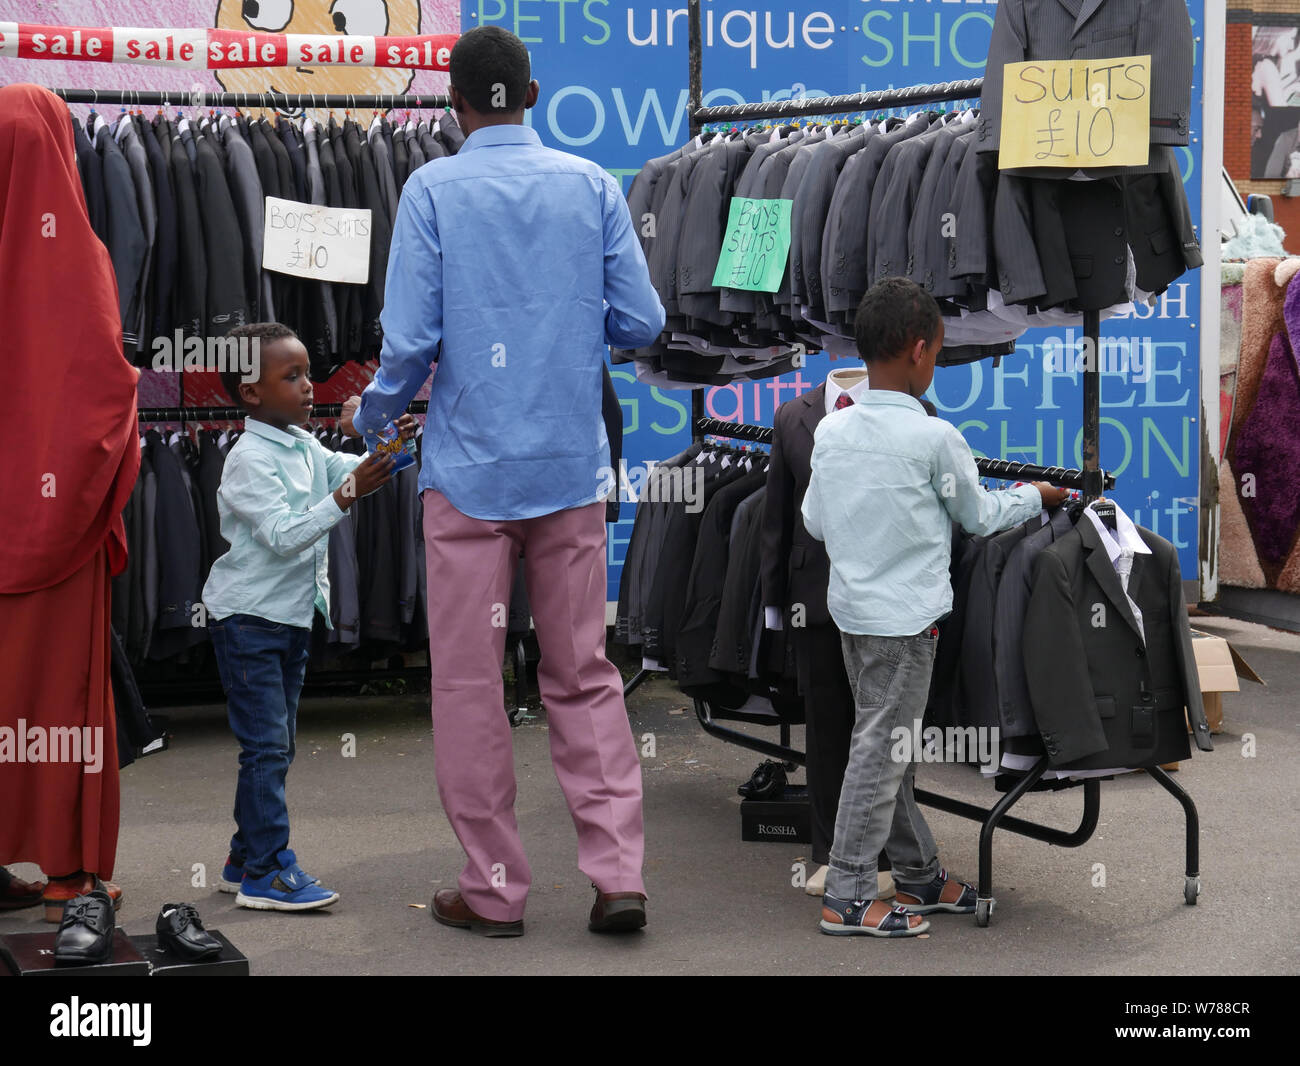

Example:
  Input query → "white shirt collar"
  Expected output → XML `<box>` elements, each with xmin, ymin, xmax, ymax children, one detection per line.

<box><xmin>244</xmin><ymin>418</ymin><xmax>311</xmax><ymax>449</ymax></box>
<box><xmin>824</xmin><ymin>370</ymin><xmax>871</xmax><ymax>416</ymax></box>
<box><xmin>1082</xmin><ymin>501</ymin><xmax>1151</xmax><ymax>563</ymax></box>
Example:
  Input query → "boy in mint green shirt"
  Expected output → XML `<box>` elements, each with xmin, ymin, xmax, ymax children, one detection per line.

<box><xmin>203</xmin><ymin>322</ymin><xmax>407</xmax><ymax>911</ymax></box>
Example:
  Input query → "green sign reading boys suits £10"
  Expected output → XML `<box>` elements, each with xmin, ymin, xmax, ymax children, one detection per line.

<box><xmin>713</xmin><ymin>197</ymin><xmax>793</xmax><ymax>293</ymax></box>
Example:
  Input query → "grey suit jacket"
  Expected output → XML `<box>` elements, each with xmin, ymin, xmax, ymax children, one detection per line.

<box><xmin>977</xmin><ymin>0</ymin><xmax>1194</xmax><ymax>172</ymax></box>
<box><xmin>369</xmin><ymin>121</ymin><xmax>399</xmax><ymax>223</ymax></box>
<box><xmin>867</xmin><ymin>122</ymin><xmax>952</xmax><ymax>289</ymax></box>
<box><xmin>994</xmin><ymin>508</ymin><xmax>1074</xmax><ymax>738</ymax></box>
<box><xmin>220</xmin><ymin>118</ymin><xmax>273</xmax><ymax>323</ymax></box>
<box><xmin>1023</xmin><ymin>517</ymin><xmax>1213</xmax><ymax>769</ymax></box>
<box><xmin>627</xmin><ymin>145</ymin><xmax>686</xmax><ymax>254</ymax></box>
<box><xmin>717</xmin><ymin>133</ymin><xmax>799</xmax><ymax>318</ymax></box>
<box><xmin>821</xmin><ymin>119</ymin><xmax>930</xmax><ymax>318</ymax></box>
<box><xmin>678</xmin><ymin>134</ymin><xmax>758</xmax><ymax>325</ymax></box>
<box><xmin>796</xmin><ymin>125</ymin><xmax>870</xmax><ymax>319</ymax></box>
<box><xmin>96</xmin><ymin>123</ymin><xmax>147</xmax><ymax>332</ymax></box>
<box><xmin>115</xmin><ymin>120</ymin><xmax>156</xmax><ymax>354</ymax></box>
<box><xmin>908</xmin><ymin>126</ymin><xmax>977</xmax><ymax>302</ymax></box>
<box><xmin>437</xmin><ymin>111</ymin><xmax>465</xmax><ymax>153</ymax></box>
<box><xmin>789</xmin><ymin>129</ymin><xmax>865</xmax><ymax>309</ymax></box>
<box><xmin>962</xmin><ymin>517</ymin><xmax>1037</xmax><ymax>730</ymax></box>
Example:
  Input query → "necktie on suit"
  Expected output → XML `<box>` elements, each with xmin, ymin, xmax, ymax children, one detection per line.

<box><xmin>834</xmin><ymin>393</ymin><xmax>854</xmax><ymax>411</ymax></box>
<box><xmin>1114</xmin><ymin>548</ymin><xmax>1145</xmax><ymax>645</ymax></box>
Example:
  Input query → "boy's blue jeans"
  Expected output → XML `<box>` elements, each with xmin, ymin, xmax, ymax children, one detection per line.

<box><xmin>208</xmin><ymin>614</ymin><xmax>311</xmax><ymax>880</ymax></box>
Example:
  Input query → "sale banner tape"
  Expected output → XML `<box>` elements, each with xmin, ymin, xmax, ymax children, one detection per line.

<box><xmin>0</xmin><ymin>23</ymin><xmax>456</xmax><ymax>71</ymax></box>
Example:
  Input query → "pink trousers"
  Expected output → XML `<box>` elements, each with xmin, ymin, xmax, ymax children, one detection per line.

<box><xmin>422</xmin><ymin>489</ymin><xmax>646</xmax><ymax>921</ymax></box>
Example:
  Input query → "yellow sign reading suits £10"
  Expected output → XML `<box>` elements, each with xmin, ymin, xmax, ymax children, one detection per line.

<box><xmin>999</xmin><ymin>55</ymin><xmax>1152</xmax><ymax>169</ymax></box>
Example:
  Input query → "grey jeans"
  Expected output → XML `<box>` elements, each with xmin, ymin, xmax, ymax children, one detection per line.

<box><xmin>825</xmin><ymin>629</ymin><xmax>943</xmax><ymax>902</ymax></box>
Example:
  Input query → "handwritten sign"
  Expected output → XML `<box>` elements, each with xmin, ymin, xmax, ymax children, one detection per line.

<box><xmin>712</xmin><ymin>197</ymin><xmax>792</xmax><ymax>293</ymax></box>
<box><xmin>999</xmin><ymin>55</ymin><xmax>1151</xmax><ymax>169</ymax></box>
<box><xmin>262</xmin><ymin>197</ymin><xmax>372</xmax><ymax>284</ymax></box>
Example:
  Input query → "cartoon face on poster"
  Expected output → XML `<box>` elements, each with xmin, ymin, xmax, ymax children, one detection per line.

<box><xmin>0</xmin><ymin>2</ymin><xmax>453</xmax><ymax>124</ymax></box>
<box><xmin>213</xmin><ymin>0</ymin><xmax>421</xmax><ymax>120</ymax></box>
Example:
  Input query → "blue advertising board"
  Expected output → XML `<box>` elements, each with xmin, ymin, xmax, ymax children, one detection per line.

<box><xmin>464</xmin><ymin>1</ymin><xmax>1207</xmax><ymax>598</ymax></box>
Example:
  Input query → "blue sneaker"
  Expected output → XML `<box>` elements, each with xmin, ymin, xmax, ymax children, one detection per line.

<box><xmin>219</xmin><ymin>854</ymin><xmax>320</xmax><ymax>894</ymax></box>
<box><xmin>217</xmin><ymin>856</ymin><xmax>244</xmax><ymax>894</ymax></box>
<box><xmin>235</xmin><ymin>851</ymin><xmax>338</xmax><ymax>912</ymax></box>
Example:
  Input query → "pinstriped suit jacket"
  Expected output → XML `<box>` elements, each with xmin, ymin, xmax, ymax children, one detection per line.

<box><xmin>976</xmin><ymin>0</ymin><xmax>1194</xmax><ymax>177</ymax></box>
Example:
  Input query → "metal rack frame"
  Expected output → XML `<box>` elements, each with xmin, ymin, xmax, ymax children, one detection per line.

<box><xmin>661</xmin><ymin>0</ymin><xmax>1200</xmax><ymax>926</ymax></box>
<box><xmin>51</xmin><ymin>89</ymin><xmax>449</xmax><ymax>111</ymax></box>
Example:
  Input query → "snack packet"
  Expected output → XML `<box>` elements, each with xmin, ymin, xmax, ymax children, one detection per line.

<box><xmin>363</xmin><ymin>420</ymin><xmax>417</xmax><ymax>471</ymax></box>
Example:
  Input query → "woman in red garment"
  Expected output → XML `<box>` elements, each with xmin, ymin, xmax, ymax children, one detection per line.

<box><xmin>0</xmin><ymin>83</ymin><xmax>141</xmax><ymax>921</ymax></box>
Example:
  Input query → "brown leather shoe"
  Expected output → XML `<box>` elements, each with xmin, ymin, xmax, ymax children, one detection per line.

<box><xmin>0</xmin><ymin>867</ymin><xmax>45</xmax><ymax>910</ymax></box>
<box><xmin>431</xmin><ymin>889</ymin><xmax>524</xmax><ymax>938</ymax></box>
<box><xmin>43</xmin><ymin>874</ymin><xmax>122</xmax><ymax>924</ymax></box>
<box><xmin>589</xmin><ymin>889</ymin><xmax>647</xmax><ymax>933</ymax></box>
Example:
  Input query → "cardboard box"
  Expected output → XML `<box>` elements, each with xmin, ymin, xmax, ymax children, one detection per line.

<box><xmin>1187</xmin><ymin>630</ymin><xmax>1265</xmax><ymax>735</ymax></box>
<box><xmin>0</xmin><ymin>929</ymin><xmax>149</xmax><ymax>977</ymax></box>
<box><xmin>741</xmin><ymin>784</ymin><xmax>811</xmax><ymax>844</ymax></box>
<box><xmin>129</xmin><ymin>930</ymin><xmax>249</xmax><ymax>976</ymax></box>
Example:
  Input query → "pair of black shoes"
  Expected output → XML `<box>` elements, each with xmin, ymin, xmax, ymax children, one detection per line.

<box><xmin>54</xmin><ymin>893</ymin><xmax>222</xmax><ymax>966</ymax></box>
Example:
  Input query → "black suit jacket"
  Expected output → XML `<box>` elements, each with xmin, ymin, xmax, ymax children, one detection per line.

<box><xmin>165</xmin><ymin>123</ymin><xmax>207</xmax><ymax>337</ymax></box>
<box><xmin>760</xmin><ymin>384</ymin><xmax>835</xmax><ymax>628</ymax></box>
<box><xmin>1023</xmin><ymin>517</ymin><xmax>1213</xmax><ymax>769</ymax></box>
<box><xmin>194</xmin><ymin>135</ymin><xmax>248</xmax><ymax>334</ymax></box>
<box><xmin>138</xmin><ymin>116</ymin><xmax>177</xmax><ymax>341</ymax></box>
<box><xmin>72</xmin><ymin>117</ymin><xmax>107</xmax><ymax>241</ymax></box>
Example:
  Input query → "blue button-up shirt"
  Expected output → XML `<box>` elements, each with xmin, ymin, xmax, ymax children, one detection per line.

<box><xmin>802</xmin><ymin>390</ymin><xmax>1043</xmax><ymax>636</ymax></box>
<box><xmin>202</xmin><ymin>419</ymin><xmax>364</xmax><ymax>629</ymax></box>
<box><xmin>354</xmin><ymin>124</ymin><xmax>666</xmax><ymax>520</ymax></box>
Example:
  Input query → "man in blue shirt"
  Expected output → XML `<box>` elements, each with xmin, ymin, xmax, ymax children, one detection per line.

<box><xmin>345</xmin><ymin>26</ymin><xmax>665</xmax><ymax>937</ymax></box>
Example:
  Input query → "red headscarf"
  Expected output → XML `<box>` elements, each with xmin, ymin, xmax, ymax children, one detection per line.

<box><xmin>0</xmin><ymin>84</ymin><xmax>140</xmax><ymax>593</ymax></box>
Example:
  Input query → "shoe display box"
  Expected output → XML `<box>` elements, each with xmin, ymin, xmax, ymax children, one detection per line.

<box><xmin>741</xmin><ymin>784</ymin><xmax>811</xmax><ymax>844</ymax></box>
<box><xmin>0</xmin><ymin>930</ymin><xmax>150</xmax><ymax>977</ymax></box>
<box><xmin>128</xmin><ymin>930</ymin><xmax>249</xmax><ymax>976</ymax></box>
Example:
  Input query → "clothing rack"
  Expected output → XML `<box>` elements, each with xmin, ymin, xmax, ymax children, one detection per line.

<box><xmin>137</xmin><ymin>402</ymin><xmax>429</xmax><ymax>423</ymax></box>
<box><xmin>51</xmin><ymin>89</ymin><xmax>449</xmax><ymax>110</ymax></box>
<box><xmin>692</xmin><ymin>419</ymin><xmax>1116</xmax><ymax>492</ymax></box>
<box><xmin>676</xmin><ymin>0</ymin><xmax>1198</xmax><ymax>925</ymax></box>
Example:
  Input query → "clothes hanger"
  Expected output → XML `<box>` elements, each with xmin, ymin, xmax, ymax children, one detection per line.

<box><xmin>1089</xmin><ymin>497</ymin><xmax>1119</xmax><ymax>532</ymax></box>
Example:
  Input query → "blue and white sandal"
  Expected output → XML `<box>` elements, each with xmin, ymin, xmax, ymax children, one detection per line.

<box><xmin>819</xmin><ymin>895</ymin><xmax>930</xmax><ymax>937</ymax></box>
<box><xmin>893</xmin><ymin>868</ymin><xmax>977</xmax><ymax>914</ymax></box>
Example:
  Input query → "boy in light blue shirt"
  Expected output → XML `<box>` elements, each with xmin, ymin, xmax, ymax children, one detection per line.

<box><xmin>804</xmin><ymin>279</ymin><xmax>1067</xmax><ymax>937</ymax></box>
<box><xmin>202</xmin><ymin>323</ymin><xmax>407</xmax><ymax>912</ymax></box>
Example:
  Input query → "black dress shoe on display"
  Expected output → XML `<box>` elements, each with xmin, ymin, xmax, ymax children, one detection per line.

<box><xmin>53</xmin><ymin>887</ymin><xmax>115</xmax><ymax>966</ymax></box>
<box><xmin>156</xmin><ymin>902</ymin><xmax>223</xmax><ymax>961</ymax></box>
<box><xmin>737</xmin><ymin>759</ymin><xmax>787</xmax><ymax>800</ymax></box>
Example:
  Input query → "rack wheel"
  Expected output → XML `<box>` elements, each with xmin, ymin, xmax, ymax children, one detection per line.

<box><xmin>975</xmin><ymin>898</ymin><xmax>994</xmax><ymax>927</ymax></box>
<box><xmin>1184</xmin><ymin>876</ymin><xmax>1200</xmax><ymax>905</ymax></box>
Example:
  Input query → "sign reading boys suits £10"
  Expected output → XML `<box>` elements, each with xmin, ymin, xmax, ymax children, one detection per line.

<box><xmin>712</xmin><ymin>197</ymin><xmax>793</xmax><ymax>292</ymax></box>
<box><xmin>262</xmin><ymin>197</ymin><xmax>372</xmax><ymax>285</ymax></box>
<box><xmin>999</xmin><ymin>55</ymin><xmax>1152</xmax><ymax>169</ymax></box>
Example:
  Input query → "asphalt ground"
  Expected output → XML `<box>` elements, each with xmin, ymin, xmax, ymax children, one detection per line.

<box><xmin>3</xmin><ymin>614</ymin><xmax>1296</xmax><ymax>977</ymax></box>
